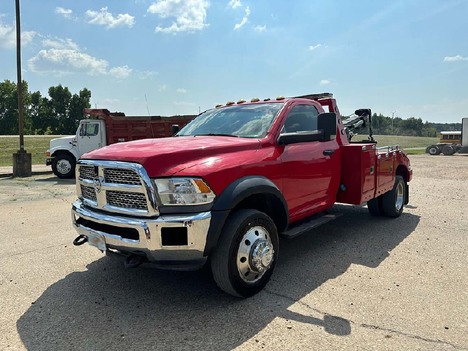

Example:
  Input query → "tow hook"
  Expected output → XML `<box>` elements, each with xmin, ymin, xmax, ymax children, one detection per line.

<box><xmin>73</xmin><ymin>234</ymin><xmax>88</xmax><ymax>246</ymax></box>
<box><xmin>124</xmin><ymin>254</ymin><xmax>146</xmax><ymax>269</ymax></box>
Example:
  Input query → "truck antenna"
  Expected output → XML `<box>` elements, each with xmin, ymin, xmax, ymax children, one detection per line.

<box><xmin>145</xmin><ymin>94</ymin><xmax>151</xmax><ymax>116</ymax></box>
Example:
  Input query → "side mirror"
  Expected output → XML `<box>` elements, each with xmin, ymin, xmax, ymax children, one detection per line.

<box><xmin>278</xmin><ymin>131</ymin><xmax>324</xmax><ymax>145</ymax></box>
<box><xmin>317</xmin><ymin>112</ymin><xmax>337</xmax><ymax>141</ymax></box>
<box><xmin>171</xmin><ymin>124</ymin><xmax>180</xmax><ymax>136</ymax></box>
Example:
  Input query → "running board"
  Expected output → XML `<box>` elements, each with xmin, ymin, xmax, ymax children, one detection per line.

<box><xmin>281</xmin><ymin>213</ymin><xmax>342</xmax><ymax>239</ymax></box>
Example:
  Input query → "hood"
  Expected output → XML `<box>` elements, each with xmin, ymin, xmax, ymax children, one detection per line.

<box><xmin>81</xmin><ymin>136</ymin><xmax>261</xmax><ymax>176</ymax></box>
<box><xmin>50</xmin><ymin>135</ymin><xmax>75</xmax><ymax>152</ymax></box>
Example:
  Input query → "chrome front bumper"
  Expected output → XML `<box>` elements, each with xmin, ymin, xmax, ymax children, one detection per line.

<box><xmin>71</xmin><ymin>200</ymin><xmax>211</xmax><ymax>268</ymax></box>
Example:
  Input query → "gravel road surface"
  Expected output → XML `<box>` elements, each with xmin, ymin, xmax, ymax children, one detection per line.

<box><xmin>0</xmin><ymin>154</ymin><xmax>467</xmax><ymax>351</ymax></box>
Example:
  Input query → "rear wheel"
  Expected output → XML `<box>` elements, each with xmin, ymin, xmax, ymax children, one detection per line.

<box><xmin>367</xmin><ymin>196</ymin><xmax>383</xmax><ymax>216</ymax></box>
<box><xmin>381</xmin><ymin>175</ymin><xmax>406</xmax><ymax>218</ymax></box>
<box><xmin>52</xmin><ymin>154</ymin><xmax>76</xmax><ymax>178</ymax></box>
<box><xmin>442</xmin><ymin>145</ymin><xmax>455</xmax><ymax>156</ymax></box>
<box><xmin>211</xmin><ymin>209</ymin><xmax>279</xmax><ymax>298</ymax></box>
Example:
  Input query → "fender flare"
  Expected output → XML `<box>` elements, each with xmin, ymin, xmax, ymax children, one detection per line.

<box><xmin>204</xmin><ymin>176</ymin><xmax>288</xmax><ymax>255</ymax></box>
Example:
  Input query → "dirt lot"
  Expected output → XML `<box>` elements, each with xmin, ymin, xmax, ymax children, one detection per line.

<box><xmin>0</xmin><ymin>154</ymin><xmax>467</xmax><ymax>351</ymax></box>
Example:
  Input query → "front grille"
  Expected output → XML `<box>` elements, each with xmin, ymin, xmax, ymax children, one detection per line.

<box><xmin>104</xmin><ymin>168</ymin><xmax>140</xmax><ymax>185</ymax></box>
<box><xmin>81</xmin><ymin>184</ymin><xmax>97</xmax><ymax>202</ymax></box>
<box><xmin>79</xmin><ymin>165</ymin><xmax>98</xmax><ymax>180</ymax></box>
<box><xmin>107</xmin><ymin>191</ymin><xmax>147</xmax><ymax>210</ymax></box>
<box><xmin>77</xmin><ymin>161</ymin><xmax>157</xmax><ymax>216</ymax></box>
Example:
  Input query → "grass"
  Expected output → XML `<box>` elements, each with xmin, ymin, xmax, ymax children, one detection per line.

<box><xmin>0</xmin><ymin>135</ymin><xmax>58</xmax><ymax>167</ymax></box>
<box><xmin>371</xmin><ymin>135</ymin><xmax>438</xmax><ymax>155</ymax></box>
<box><xmin>0</xmin><ymin>134</ymin><xmax>437</xmax><ymax>166</ymax></box>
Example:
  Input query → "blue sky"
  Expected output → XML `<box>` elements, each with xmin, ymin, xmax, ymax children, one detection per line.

<box><xmin>0</xmin><ymin>0</ymin><xmax>467</xmax><ymax>123</ymax></box>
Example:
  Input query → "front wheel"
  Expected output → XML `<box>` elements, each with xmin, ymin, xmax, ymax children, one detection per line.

<box><xmin>427</xmin><ymin>145</ymin><xmax>440</xmax><ymax>155</ymax></box>
<box><xmin>52</xmin><ymin>154</ymin><xmax>76</xmax><ymax>179</ymax></box>
<box><xmin>211</xmin><ymin>209</ymin><xmax>279</xmax><ymax>298</ymax></box>
<box><xmin>381</xmin><ymin>175</ymin><xmax>406</xmax><ymax>218</ymax></box>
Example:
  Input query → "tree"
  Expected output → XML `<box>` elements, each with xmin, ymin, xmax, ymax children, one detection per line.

<box><xmin>0</xmin><ymin>80</ymin><xmax>29</xmax><ymax>135</ymax></box>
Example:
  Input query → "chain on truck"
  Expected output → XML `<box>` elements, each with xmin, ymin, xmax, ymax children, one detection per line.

<box><xmin>71</xmin><ymin>93</ymin><xmax>413</xmax><ymax>298</ymax></box>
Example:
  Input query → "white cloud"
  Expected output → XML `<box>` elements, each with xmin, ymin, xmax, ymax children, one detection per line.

<box><xmin>254</xmin><ymin>25</ymin><xmax>266</xmax><ymax>32</ymax></box>
<box><xmin>444</xmin><ymin>55</ymin><xmax>468</xmax><ymax>62</ymax></box>
<box><xmin>55</xmin><ymin>7</ymin><xmax>73</xmax><ymax>20</ymax></box>
<box><xmin>158</xmin><ymin>84</ymin><xmax>167</xmax><ymax>92</ymax></box>
<box><xmin>139</xmin><ymin>70</ymin><xmax>158</xmax><ymax>80</ymax></box>
<box><xmin>86</xmin><ymin>7</ymin><xmax>135</xmax><ymax>29</ymax></box>
<box><xmin>309</xmin><ymin>44</ymin><xmax>322</xmax><ymax>51</ymax></box>
<box><xmin>109</xmin><ymin>65</ymin><xmax>133</xmax><ymax>78</ymax></box>
<box><xmin>176</xmin><ymin>88</ymin><xmax>187</xmax><ymax>93</ymax></box>
<box><xmin>28</xmin><ymin>49</ymin><xmax>108</xmax><ymax>76</ymax></box>
<box><xmin>319</xmin><ymin>79</ymin><xmax>331</xmax><ymax>86</ymax></box>
<box><xmin>229</xmin><ymin>0</ymin><xmax>242</xmax><ymax>9</ymax></box>
<box><xmin>0</xmin><ymin>18</ymin><xmax>36</xmax><ymax>49</ymax></box>
<box><xmin>234</xmin><ymin>6</ymin><xmax>250</xmax><ymax>30</ymax></box>
<box><xmin>148</xmin><ymin>0</ymin><xmax>209</xmax><ymax>34</ymax></box>
<box><xmin>28</xmin><ymin>43</ymin><xmax>133</xmax><ymax>78</ymax></box>
<box><xmin>41</xmin><ymin>37</ymin><xmax>79</xmax><ymax>50</ymax></box>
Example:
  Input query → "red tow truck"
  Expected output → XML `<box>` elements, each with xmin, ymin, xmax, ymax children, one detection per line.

<box><xmin>71</xmin><ymin>93</ymin><xmax>412</xmax><ymax>297</ymax></box>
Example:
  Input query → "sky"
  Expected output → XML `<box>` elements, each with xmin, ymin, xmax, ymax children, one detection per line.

<box><xmin>0</xmin><ymin>0</ymin><xmax>467</xmax><ymax>123</ymax></box>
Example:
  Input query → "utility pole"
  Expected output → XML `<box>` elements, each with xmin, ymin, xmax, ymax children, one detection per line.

<box><xmin>391</xmin><ymin>111</ymin><xmax>395</xmax><ymax>135</ymax></box>
<box><xmin>13</xmin><ymin>0</ymin><xmax>32</xmax><ymax>177</ymax></box>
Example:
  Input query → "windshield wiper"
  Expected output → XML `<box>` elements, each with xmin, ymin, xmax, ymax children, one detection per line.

<box><xmin>195</xmin><ymin>133</ymin><xmax>239</xmax><ymax>137</ymax></box>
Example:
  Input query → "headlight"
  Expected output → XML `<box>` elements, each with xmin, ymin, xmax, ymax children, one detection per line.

<box><xmin>153</xmin><ymin>178</ymin><xmax>215</xmax><ymax>205</ymax></box>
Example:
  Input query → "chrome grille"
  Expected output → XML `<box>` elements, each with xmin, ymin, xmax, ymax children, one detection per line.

<box><xmin>104</xmin><ymin>168</ymin><xmax>140</xmax><ymax>185</ymax></box>
<box><xmin>76</xmin><ymin>160</ymin><xmax>158</xmax><ymax>216</ymax></box>
<box><xmin>106</xmin><ymin>191</ymin><xmax>147</xmax><ymax>210</ymax></box>
<box><xmin>81</xmin><ymin>184</ymin><xmax>97</xmax><ymax>202</ymax></box>
<box><xmin>79</xmin><ymin>165</ymin><xmax>98</xmax><ymax>180</ymax></box>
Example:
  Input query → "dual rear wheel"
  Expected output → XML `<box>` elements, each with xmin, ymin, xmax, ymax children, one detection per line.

<box><xmin>367</xmin><ymin>175</ymin><xmax>406</xmax><ymax>218</ymax></box>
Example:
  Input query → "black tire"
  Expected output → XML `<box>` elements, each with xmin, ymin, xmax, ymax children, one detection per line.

<box><xmin>442</xmin><ymin>145</ymin><xmax>455</xmax><ymax>156</ymax></box>
<box><xmin>52</xmin><ymin>154</ymin><xmax>76</xmax><ymax>178</ymax></box>
<box><xmin>211</xmin><ymin>209</ymin><xmax>279</xmax><ymax>298</ymax></box>
<box><xmin>381</xmin><ymin>175</ymin><xmax>406</xmax><ymax>218</ymax></box>
<box><xmin>427</xmin><ymin>145</ymin><xmax>440</xmax><ymax>155</ymax></box>
<box><xmin>367</xmin><ymin>196</ymin><xmax>382</xmax><ymax>216</ymax></box>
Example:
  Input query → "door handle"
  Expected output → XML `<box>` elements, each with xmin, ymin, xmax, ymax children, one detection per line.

<box><xmin>323</xmin><ymin>149</ymin><xmax>335</xmax><ymax>156</ymax></box>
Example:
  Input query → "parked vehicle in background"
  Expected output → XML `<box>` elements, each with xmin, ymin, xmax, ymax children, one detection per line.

<box><xmin>426</xmin><ymin>118</ymin><xmax>468</xmax><ymax>155</ymax></box>
<box><xmin>45</xmin><ymin>109</ymin><xmax>196</xmax><ymax>178</ymax></box>
<box><xmin>70</xmin><ymin>93</ymin><xmax>413</xmax><ymax>298</ymax></box>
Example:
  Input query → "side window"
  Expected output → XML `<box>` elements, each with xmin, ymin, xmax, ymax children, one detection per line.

<box><xmin>282</xmin><ymin>105</ymin><xmax>319</xmax><ymax>133</ymax></box>
<box><xmin>80</xmin><ymin>123</ymin><xmax>99</xmax><ymax>136</ymax></box>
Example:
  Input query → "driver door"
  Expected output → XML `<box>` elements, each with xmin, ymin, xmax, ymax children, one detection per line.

<box><xmin>279</xmin><ymin>104</ymin><xmax>340</xmax><ymax>222</ymax></box>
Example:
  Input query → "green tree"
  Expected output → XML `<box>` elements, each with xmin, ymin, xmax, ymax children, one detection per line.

<box><xmin>0</xmin><ymin>80</ymin><xmax>30</xmax><ymax>135</ymax></box>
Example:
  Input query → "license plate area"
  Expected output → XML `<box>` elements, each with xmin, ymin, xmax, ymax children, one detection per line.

<box><xmin>87</xmin><ymin>231</ymin><xmax>106</xmax><ymax>251</ymax></box>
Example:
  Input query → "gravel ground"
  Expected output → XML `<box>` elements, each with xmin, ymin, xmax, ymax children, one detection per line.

<box><xmin>0</xmin><ymin>154</ymin><xmax>467</xmax><ymax>351</ymax></box>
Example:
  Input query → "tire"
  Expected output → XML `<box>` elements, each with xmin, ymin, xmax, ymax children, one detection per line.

<box><xmin>367</xmin><ymin>196</ymin><xmax>382</xmax><ymax>216</ymax></box>
<box><xmin>211</xmin><ymin>209</ymin><xmax>279</xmax><ymax>298</ymax></box>
<box><xmin>427</xmin><ymin>145</ymin><xmax>440</xmax><ymax>155</ymax></box>
<box><xmin>381</xmin><ymin>175</ymin><xmax>406</xmax><ymax>218</ymax></box>
<box><xmin>52</xmin><ymin>154</ymin><xmax>76</xmax><ymax>179</ymax></box>
<box><xmin>442</xmin><ymin>145</ymin><xmax>455</xmax><ymax>156</ymax></box>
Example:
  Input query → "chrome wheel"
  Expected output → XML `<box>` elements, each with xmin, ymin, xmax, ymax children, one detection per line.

<box><xmin>395</xmin><ymin>181</ymin><xmax>404</xmax><ymax>212</ymax></box>
<box><xmin>236</xmin><ymin>226</ymin><xmax>274</xmax><ymax>284</ymax></box>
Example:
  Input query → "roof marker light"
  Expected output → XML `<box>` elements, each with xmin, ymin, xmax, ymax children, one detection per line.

<box><xmin>251</xmin><ymin>98</ymin><xmax>260</xmax><ymax>102</ymax></box>
<box><xmin>226</xmin><ymin>101</ymin><xmax>235</xmax><ymax>106</ymax></box>
<box><xmin>237</xmin><ymin>99</ymin><xmax>246</xmax><ymax>104</ymax></box>
<box><xmin>276</xmin><ymin>96</ymin><xmax>285</xmax><ymax>100</ymax></box>
<box><xmin>263</xmin><ymin>98</ymin><xmax>271</xmax><ymax>101</ymax></box>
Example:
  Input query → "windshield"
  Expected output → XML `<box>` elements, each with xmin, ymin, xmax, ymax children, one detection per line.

<box><xmin>177</xmin><ymin>103</ymin><xmax>284</xmax><ymax>138</ymax></box>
